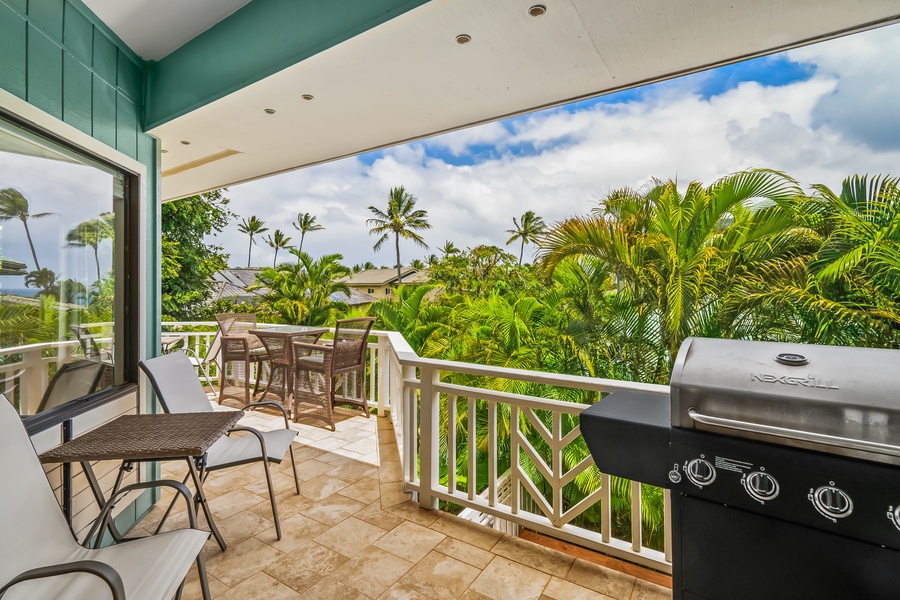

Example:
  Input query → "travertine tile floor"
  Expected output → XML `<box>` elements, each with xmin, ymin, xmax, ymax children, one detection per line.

<box><xmin>132</xmin><ymin>399</ymin><xmax>671</xmax><ymax>600</ymax></box>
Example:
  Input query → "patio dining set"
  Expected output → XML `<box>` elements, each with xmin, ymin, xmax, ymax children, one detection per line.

<box><xmin>211</xmin><ymin>314</ymin><xmax>376</xmax><ymax>432</ymax></box>
<box><xmin>0</xmin><ymin>316</ymin><xmax>376</xmax><ymax>599</ymax></box>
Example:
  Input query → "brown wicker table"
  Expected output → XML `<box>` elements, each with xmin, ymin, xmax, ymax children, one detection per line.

<box><xmin>250</xmin><ymin>326</ymin><xmax>328</xmax><ymax>410</ymax></box>
<box><xmin>41</xmin><ymin>411</ymin><xmax>243</xmax><ymax>550</ymax></box>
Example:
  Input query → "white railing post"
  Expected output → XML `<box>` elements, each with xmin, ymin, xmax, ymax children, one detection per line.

<box><xmin>417</xmin><ymin>364</ymin><xmax>440</xmax><ymax>510</ymax></box>
<box><xmin>377</xmin><ymin>336</ymin><xmax>389</xmax><ymax>417</ymax></box>
<box><xmin>631</xmin><ymin>481</ymin><xmax>642</xmax><ymax>553</ymax></box>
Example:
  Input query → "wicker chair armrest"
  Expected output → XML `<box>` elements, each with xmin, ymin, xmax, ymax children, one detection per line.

<box><xmin>293</xmin><ymin>342</ymin><xmax>332</xmax><ymax>353</ymax></box>
<box><xmin>0</xmin><ymin>561</ymin><xmax>125</xmax><ymax>600</ymax></box>
<box><xmin>244</xmin><ymin>401</ymin><xmax>291</xmax><ymax>428</ymax></box>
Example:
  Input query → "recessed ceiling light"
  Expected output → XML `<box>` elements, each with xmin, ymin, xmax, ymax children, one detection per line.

<box><xmin>180</xmin><ymin>140</ymin><xmax>190</xmax><ymax>145</ymax></box>
<box><xmin>264</xmin><ymin>108</ymin><xmax>276</xmax><ymax>114</ymax></box>
<box><xmin>455</xmin><ymin>34</ymin><xmax>471</xmax><ymax>44</ymax></box>
<box><xmin>528</xmin><ymin>5</ymin><xmax>546</xmax><ymax>17</ymax></box>
<box><xmin>301</xmin><ymin>94</ymin><xmax>314</xmax><ymax>101</ymax></box>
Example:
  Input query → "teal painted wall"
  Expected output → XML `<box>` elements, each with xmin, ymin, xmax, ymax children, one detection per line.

<box><xmin>0</xmin><ymin>0</ymin><xmax>160</xmax><ymax>527</ymax></box>
<box><xmin>145</xmin><ymin>0</ymin><xmax>430</xmax><ymax>129</ymax></box>
<box><xmin>0</xmin><ymin>0</ymin><xmax>160</xmax><ymax>363</ymax></box>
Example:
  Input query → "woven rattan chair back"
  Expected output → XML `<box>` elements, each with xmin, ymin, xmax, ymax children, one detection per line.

<box><xmin>214</xmin><ymin>313</ymin><xmax>268</xmax><ymax>405</ymax></box>
<box><xmin>256</xmin><ymin>330</ymin><xmax>325</xmax><ymax>405</ymax></box>
<box><xmin>292</xmin><ymin>318</ymin><xmax>375</xmax><ymax>430</ymax></box>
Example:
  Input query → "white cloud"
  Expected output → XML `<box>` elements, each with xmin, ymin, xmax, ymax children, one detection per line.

<box><xmin>216</xmin><ymin>24</ymin><xmax>900</xmax><ymax>269</ymax></box>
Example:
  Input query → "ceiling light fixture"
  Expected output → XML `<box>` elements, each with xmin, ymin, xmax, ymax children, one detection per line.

<box><xmin>455</xmin><ymin>34</ymin><xmax>471</xmax><ymax>44</ymax></box>
<box><xmin>264</xmin><ymin>108</ymin><xmax>276</xmax><ymax>114</ymax></box>
<box><xmin>180</xmin><ymin>140</ymin><xmax>190</xmax><ymax>145</ymax></box>
<box><xmin>528</xmin><ymin>4</ymin><xmax>546</xmax><ymax>16</ymax></box>
<box><xmin>161</xmin><ymin>149</ymin><xmax>168</xmax><ymax>154</ymax></box>
<box><xmin>301</xmin><ymin>94</ymin><xmax>314</xmax><ymax>101</ymax></box>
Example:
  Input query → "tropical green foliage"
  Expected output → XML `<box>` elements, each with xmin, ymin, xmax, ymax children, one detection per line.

<box><xmin>250</xmin><ymin>252</ymin><xmax>351</xmax><ymax>325</ymax></box>
<box><xmin>161</xmin><ymin>190</ymin><xmax>233</xmax><ymax>319</ymax></box>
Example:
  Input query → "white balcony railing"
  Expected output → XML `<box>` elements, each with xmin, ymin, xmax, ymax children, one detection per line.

<box><xmin>376</xmin><ymin>330</ymin><xmax>672</xmax><ymax>573</ymax></box>
<box><xmin>3</xmin><ymin>323</ymin><xmax>673</xmax><ymax>573</ymax></box>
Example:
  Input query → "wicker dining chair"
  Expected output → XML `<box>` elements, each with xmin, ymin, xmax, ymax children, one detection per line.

<box><xmin>293</xmin><ymin>318</ymin><xmax>376</xmax><ymax>430</ymax></box>
<box><xmin>215</xmin><ymin>313</ymin><xmax>269</xmax><ymax>405</ymax></box>
<box><xmin>255</xmin><ymin>329</ymin><xmax>326</xmax><ymax>406</ymax></box>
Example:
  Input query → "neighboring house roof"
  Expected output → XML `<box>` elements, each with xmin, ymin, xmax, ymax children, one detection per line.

<box><xmin>330</xmin><ymin>288</ymin><xmax>378</xmax><ymax>306</ymax></box>
<box><xmin>210</xmin><ymin>268</ymin><xmax>265</xmax><ymax>304</ymax></box>
<box><xmin>212</xmin><ymin>267</ymin><xmax>262</xmax><ymax>288</ymax></box>
<box><xmin>0</xmin><ymin>256</ymin><xmax>27</xmax><ymax>276</ymax></box>
<box><xmin>209</xmin><ymin>267</ymin><xmax>376</xmax><ymax>307</ymax></box>
<box><xmin>343</xmin><ymin>268</ymin><xmax>430</xmax><ymax>287</ymax></box>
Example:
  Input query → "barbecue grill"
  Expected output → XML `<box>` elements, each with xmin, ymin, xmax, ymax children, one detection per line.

<box><xmin>581</xmin><ymin>337</ymin><xmax>900</xmax><ymax>600</ymax></box>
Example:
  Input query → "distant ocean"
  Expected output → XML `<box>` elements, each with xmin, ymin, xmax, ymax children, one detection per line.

<box><xmin>1</xmin><ymin>288</ymin><xmax>39</xmax><ymax>297</ymax></box>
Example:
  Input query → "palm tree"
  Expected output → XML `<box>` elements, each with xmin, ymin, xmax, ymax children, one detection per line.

<box><xmin>729</xmin><ymin>174</ymin><xmax>900</xmax><ymax>346</ymax></box>
<box><xmin>439</xmin><ymin>240</ymin><xmax>460</xmax><ymax>257</ymax></box>
<box><xmin>66</xmin><ymin>213</ymin><xmax>114</xmax><ymax>282</ymax></box>
<box><xmin>539</xmin><ymin>169</ymin><xmax>805</xmax><ymax>378</ymax></box>
<box><xmin>263</xmin><ymin>229</ymin><xmax>293</xmax><ymax>267</ymax></box>
<box><xmin>369</xmin><ymin>285</ymin><xmax>445</xmax><ymax>353</ymax></box>
<box><xmin>292</xmin><ymin>212</ymin><xmax>324</xmax><ymax>254</ymax></box>
<box><xmin>24</xmin><ymin>268</ymin><xmax>57</xmax><ymax>294</ymax></box>
<box><xmin>0</xmin><ymin>188</ymin><xmax>55</xmax><ymax>271</ymax></box>
<box><xmin>237</xmin><ymin>215</ymin><xmax>268</xmax><ymax>267</ymax></box>
<box><xmin>253</xmin><ymin>252</ymin><xmax>351</xmax><ymax>325</ymax></box>
<box><xmin>367</xmin><ymin>186</ymin><xmax>431</xmax><ymax>284</ymax></box>
<box><xmin>410</xmin><ymin>258</ymin><xmax>426</xmax><ymax>269</ymax></box>
<box><xmin>506</xmin><ymin>211</ymin><xmax>546</xmax><ymax>266</ymax></box>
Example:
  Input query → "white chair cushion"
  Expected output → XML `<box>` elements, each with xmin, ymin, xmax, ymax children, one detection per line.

<box><xmin>3</xmin><ymin>528</ymin><xmax>208</xmax><ymax>600</ymax></box>
<box><xmin>205</xmin><ymin>427</ymin><xmax>297</xmax><ymax>469</ymax></box>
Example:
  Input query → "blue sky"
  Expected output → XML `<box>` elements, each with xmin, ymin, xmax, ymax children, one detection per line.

<box><xmin>219</xmin><ymin>22</ymin><xmax>900</xmax><ymax>269</ymax></box>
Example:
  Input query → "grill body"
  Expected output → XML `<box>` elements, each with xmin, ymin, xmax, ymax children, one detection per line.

<box><xmin>580</xmin><ymin>337</ymin><xmax>900</xmax><ymax>600</ymax></box>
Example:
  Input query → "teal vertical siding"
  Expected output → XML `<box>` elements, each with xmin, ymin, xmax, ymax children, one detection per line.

<box><xmin>0</xmin><ymin>0</ymin><xmax>148</xmax><ymax>163</ymax></box>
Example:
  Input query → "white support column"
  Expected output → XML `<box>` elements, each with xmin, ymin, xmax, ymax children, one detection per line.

<box><xmin>377</xmin><ymin>337</ymin><xmax>389</xmax><ymax>417</ymax></box>
<box><xmin>417</xmin><ymin>365</ymin><xmax>440</xmax><ymax>510</ymax></box>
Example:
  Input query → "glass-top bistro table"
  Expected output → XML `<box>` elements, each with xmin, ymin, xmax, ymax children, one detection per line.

<box><xmin>40</xmin><ymin>410</ymin><xmax>243</xmax><ymax>551</ymax></box>
<box><xmin>250</xmin><ymin>326</ymin><xmax>327</xmax><ymax>412</ymax></box>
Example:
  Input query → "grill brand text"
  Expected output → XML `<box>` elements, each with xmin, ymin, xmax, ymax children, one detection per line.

<box><xmin>750</xmin><ymin>373</ymin><xmax>839</xmax><ymax>389</ymax></box>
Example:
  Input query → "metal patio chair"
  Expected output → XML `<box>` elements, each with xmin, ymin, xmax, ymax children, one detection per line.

<box><xmin>139</xmin><ymin>352</ymin><xmax>300</xmax><ymax>540</ymax></box>
<box><xmin>0</xmin><ymin>394</ymin><xmax>211</xmax><ymax>600</ymax></box>
<box><xmin>215</xmin><ymin>313</ymin><xmax>269</xmax><ymax>405</ymax></box>
<box><xmin>37</xmin><ymin>359</ymin><xmax>111</xmax><ymax>413</ymax></box>
<box><xmin>293</xmin><ymin>317</ymin><xmax>376</xmax><ymax>430</ymax></box>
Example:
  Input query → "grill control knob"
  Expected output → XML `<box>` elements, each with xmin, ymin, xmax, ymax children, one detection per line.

<box><xmin>686</xmin><ymin>458</ymin><xmax>716</xmax><ymax>486</ymax></box>
<box><xmin>890</xmin><ymin>506</ymin><xmax>900</xmax><ymax>532</ymax></box>
<box><xmin>745</xmin><ymin>471</ymin><xmax>779</xmax><ymax>502</ymax></box>
<box><xmin>812</xmin><ymin>486</ymin><xmax>853</xmax><ymax>519</ymax></box>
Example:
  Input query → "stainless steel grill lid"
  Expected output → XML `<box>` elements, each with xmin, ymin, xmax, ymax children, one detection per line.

<box><xmin>670</xmin><ymin>337</ymin><xmax>900</xmax><ymax>464</ymax></box>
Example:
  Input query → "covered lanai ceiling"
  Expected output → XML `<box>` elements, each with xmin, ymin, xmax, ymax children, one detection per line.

<box><xmin>87</xmin><ymin>0</ymin><xmax>900</xmax><ymax>201</ymax></box>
